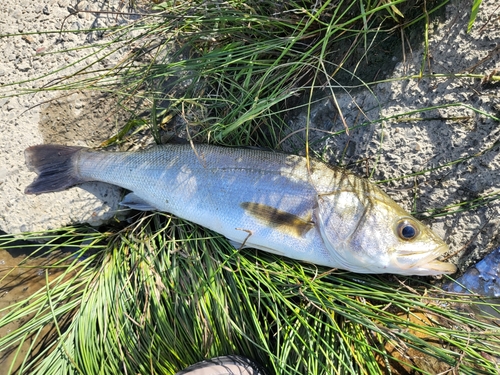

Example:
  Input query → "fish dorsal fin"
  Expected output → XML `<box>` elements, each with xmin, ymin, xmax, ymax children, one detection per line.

<box><xmin>240</xmin><ymin>202</ymin><xmax>314</xmax><ymax>237</ymax></box>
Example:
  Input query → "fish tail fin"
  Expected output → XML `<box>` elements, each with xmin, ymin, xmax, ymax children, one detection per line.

<box><xmin>24</xmin><ymin>145</ymin><xmax>89</xmax><ymax>195</ymax></box>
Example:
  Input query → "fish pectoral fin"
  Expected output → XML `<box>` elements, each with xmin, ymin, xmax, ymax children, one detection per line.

<box><xmin>120</xmin><ymin>193</ymin><xmax>158</xmax><ymax>211</ymax></box>
<box><xmin>240</xmin><ymin>202</ymin><xmax>314</xmax><ymax>237</ymax></box>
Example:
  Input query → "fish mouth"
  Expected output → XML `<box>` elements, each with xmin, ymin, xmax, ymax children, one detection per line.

<box><xmin>409</xmin><ymin>260</ymin><xmax>457</xmax><ymax>275</ymax></box>
<box><xmin>397</xmin><ymin>244</ymin><xmax>457</xmax><ymax>275</ymax></box>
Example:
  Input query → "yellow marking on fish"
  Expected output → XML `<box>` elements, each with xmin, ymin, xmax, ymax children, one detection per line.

<box><xmin>240</xmin><ymin>202</ymin><xmax>314</xmax><ymax>237</ymax></box>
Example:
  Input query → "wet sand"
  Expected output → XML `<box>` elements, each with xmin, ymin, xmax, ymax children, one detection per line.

<box><xmin>0</xmin><ymin>248</ymin><xmax>70</xmax><ymax>375</ymax></box>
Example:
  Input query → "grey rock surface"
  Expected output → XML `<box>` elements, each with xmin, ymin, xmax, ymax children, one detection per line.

<box><xmin>0</xmin><ymin>0</ymin><xmax>136</xmax><ymax>233</ymax></box>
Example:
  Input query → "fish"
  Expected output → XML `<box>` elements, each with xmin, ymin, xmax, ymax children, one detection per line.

<box><xmin>24</xmin><ymin>143</ymin><xmax>457</xmax><ymax>275</ymax></box>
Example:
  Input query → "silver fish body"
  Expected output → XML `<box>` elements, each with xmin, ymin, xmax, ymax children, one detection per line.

<box><xmin>24</xmin><ymin>144</ymin><xmax>456</xmax><ymax>275</ymax></box>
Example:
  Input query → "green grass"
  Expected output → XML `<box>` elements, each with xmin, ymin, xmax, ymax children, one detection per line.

<box><xmin>1</xmin><ymin>218</ymin><xmax>500</xmax><ymax>374</ymax></box>
<box><xmin>1</xmin><ymin>0</ymin><xmax>500</xmax><ymax>374</ymax></box>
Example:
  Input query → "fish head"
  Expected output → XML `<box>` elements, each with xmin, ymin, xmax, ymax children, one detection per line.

<box><xmin>316</xmin><ymin>187</ymin><xmax>457</xmax><ymax>276</ymax></box>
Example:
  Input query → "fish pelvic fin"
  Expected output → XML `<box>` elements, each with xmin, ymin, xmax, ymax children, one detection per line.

<box><xmin>24</xmin><ymin>145</ymin><xmax>88</xmax><ymax>195</ymax></box>
<box><xmin>120</xmin><ymin>193</ymin><xmax>158</xmax><ymax>211</ymax></box>
<box><xmin>240</xmin><ymin>202</ymin><xmax>314</xmax><ymax>237</ymax></box>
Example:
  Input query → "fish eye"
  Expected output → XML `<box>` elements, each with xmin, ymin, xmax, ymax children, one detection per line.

<box><xmin>396</xmin><ymin>219</ymin><xmax>419</xmax><ymax>241</ymax></box>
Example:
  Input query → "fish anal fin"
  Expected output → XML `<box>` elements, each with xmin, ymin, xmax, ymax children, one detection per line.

<box><xmin>240</xmin><ymin>202</ymin><xmax>314</xmax><ymax>237</ymax></box>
